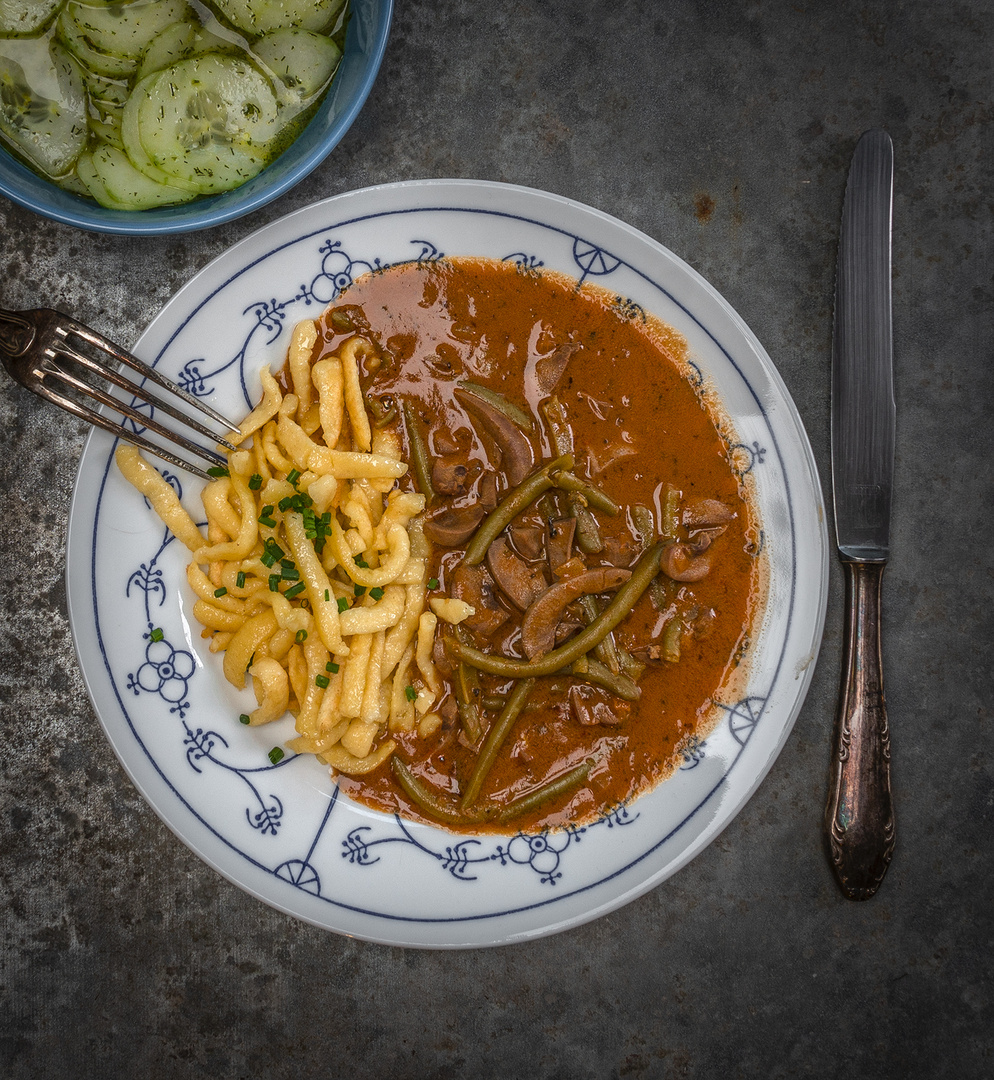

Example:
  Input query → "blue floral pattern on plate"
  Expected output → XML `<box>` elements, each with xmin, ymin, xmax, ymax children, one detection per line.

<box><xmin>65</xmin><ymin>181</ymin><xmax>829</xmax><ymax>948</ymax></box>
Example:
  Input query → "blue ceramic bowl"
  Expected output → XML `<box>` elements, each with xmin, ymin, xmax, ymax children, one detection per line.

<box><xmin>0</xmin><ymin>0</ymin><xmax>392</xmax><ymax>235</ymax></box>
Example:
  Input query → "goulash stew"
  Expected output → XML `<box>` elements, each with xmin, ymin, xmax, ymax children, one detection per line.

<box><xmin>312</xmin><ymin>258</ymin><xmax>761</xmax><ymax>831</ymax></box>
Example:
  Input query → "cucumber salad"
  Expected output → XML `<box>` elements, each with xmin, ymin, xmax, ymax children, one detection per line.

<box><xmin>0</xmin><ymin>0</ymin><xmax>348</xmax><ymax>209</ymax></box>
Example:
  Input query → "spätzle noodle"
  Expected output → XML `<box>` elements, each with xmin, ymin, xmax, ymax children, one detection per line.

<box><xmin>116</xmin><ymin>330</ymin><xmax>435</xmax><ymax>778</ymax></box>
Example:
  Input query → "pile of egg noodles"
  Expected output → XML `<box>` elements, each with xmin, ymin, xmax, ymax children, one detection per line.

<box><xmin>116</xmin><ymin>321</ymin><xmax>469</xmax><ymax>775</ymax></box>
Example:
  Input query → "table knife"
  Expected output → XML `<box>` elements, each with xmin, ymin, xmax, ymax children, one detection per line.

<box><xmin>824</xmin><ymin>128</ymin><xmax>897</xmax><ymax>901</ymax></box>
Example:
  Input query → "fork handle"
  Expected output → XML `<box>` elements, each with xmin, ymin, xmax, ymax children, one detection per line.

<box><xmin>824</xmin><ymin>559</ymin><xmax>896</xmax><ymax>900</ymax></box>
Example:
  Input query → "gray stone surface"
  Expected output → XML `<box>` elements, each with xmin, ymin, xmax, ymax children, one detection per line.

<box><xmin>1</xmin><ymin>0</ymin><xmax>991</xmax><ymax>1076</ymax></box>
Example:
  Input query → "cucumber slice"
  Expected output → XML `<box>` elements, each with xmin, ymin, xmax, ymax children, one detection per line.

<box><xmin>58</xmin><ymin>6</ymin><xmax>138</xmax><ymax>77</ymax></box>
<box><xmin>120</xmin><ymin>68</ymin><xmax>202</xmax><ymax>191</ymax></box>
<box><xmin>252</xmin><ymin>28</ymin><xmax>341</xmax><ymax>102</ymax></box>
<box><xmin>88</xmin><ymin>111</ymin><xmax>123</xmax><ymax>149</ymax></box>
<box><xmin>0</xmin><ymin>0</ymin><xmax>62</xmax><ymax>36</ymax></box>
<box><xmin>65</xmin><ymin>0</ymin><xmax>193</xmax><ymax>61</ymax></box>
<box><xmin>90</xmin><ymin>141</ymin><xmax>190</xmax><ymax>207</ymax></box>
<box><xmin>137</xmin><ymin>17</ymin><xmax>237</xmax><ymax>80</ymax></box>
<box><xmin>137</xmin><ymin>18</ymin><xmax>196</xmax><ymax>78</ymax></box>
<box><xmin>56</xmin><ymin>166</ymin><xmax>90</xmax><ymax>195</ymax></box>
<box><xmin>213</xmin><ymin>0</ymin><xmax>346</xmax><ymax>35</ymax></box>
<box><xmin>0</xmin><ymin>36</ymin><xmax>87</xmax><ymax>177</ymax></box>
<box><xmin>80</xmin><ymin>65</ymin><xmax>130</xmax><ymax>108</ymax></box>
<box><xmin>76</xmin><ymin>146</ymin><xmax>126</xmax><ymax>205</ymax></box>
<box><xmin>136</xmin><ymin>53</ymin><xmax>280</xmax><ymax>193</ymax></box>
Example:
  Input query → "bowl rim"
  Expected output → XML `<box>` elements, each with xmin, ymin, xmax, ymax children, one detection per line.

<box><xmin>0</xmin><ymin>0</ymin><xmax>393</xmax><ymax>235</ymax></box>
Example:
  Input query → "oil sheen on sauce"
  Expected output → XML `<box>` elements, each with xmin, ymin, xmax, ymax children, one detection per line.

<box><xmin>314</xmin><ymin>257</ymin><xmax>762</xmax><ymax>833</ymax></box>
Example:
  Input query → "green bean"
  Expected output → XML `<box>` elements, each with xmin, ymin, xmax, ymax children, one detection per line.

<box><xmin>572</xmin><ymin>501</ymin><xmax>604</xmax><ymax>554</ymax></box>
<box><xmin>661</xmin><ymin>614</ymin><xmax>683</xmax><ymax>662</ymax></box>
<box><xmin>631</xmin><ymin>504</ymin><xmax>654</xmax><ymax>541</ymax></box>
<box><xmin>460</xmin><ymin>678</ymin><xmax>536</xmax><ymax>809</ymax></box>
<box><xmin>391</xmin><ymin>757</ymin><xmax>488</xmax><ymax>826</ymax></box>
<box><xmin>578</xmin><ymin>594</ymin><xmax>622</xmax><ymax>673</ymax></box>
<box><xmin>553</xmin><ymin>471</ymin><xmax>620</xmax><ymax>516</ymax></box>
<box><xmin>617</xmin><ymin>649</ymin><xmax>646</xmax><ymax>682</ymax></box>
<box><xmin>571</xmin><ymin>656</ymin><xmax>641</xmax><ymax>701</ymax></box>
<box><xmin>632</xmin><ymin>503</ymin><xmax>670</xmax><ymax>611</ymax></box>
<box><xmin>457</xmin><ymin>381</ymin><xmax>534</xmax><ymax>432</ymax></box>
<box><xmin>402</xmin><ymin>397</ymin><xmax>434</xmax><ymax>502</ymax></box>
<box><xmin>541</xmin><ymin>397</ymin><xmax>602</xmax><ymax>552</ymax></box>
<box><xmin>479</xmin><ymin>694</ymin><xmax>534</xmax><ymax>712</ymax></box>
<box><xmin>454</xmin><ymin>541</ymin><xmax>666</xmax><ymax>678</ymax></box>
<box><xmin>541</xmin><ymin>395</ymin><xmax>573</xmax><ymax>457</ymax></box>
<box><xmin>365</xmin><ymin>393</ymin><xmax>398</xmax><ymax>428</ymax></box>
<box><xmin>496</xmin><ymin>761</ymin><xmax>592</xmax><ymax>823</ymax></box>
<box><xmin>463</xmin><ymin>454</ymin><xmax>574</xmax><ymax>565</ymax></box>
<box><xmin>454</xmin><ymin>662</ymin><xmax>483</xmax><ymax>743</ymax></box>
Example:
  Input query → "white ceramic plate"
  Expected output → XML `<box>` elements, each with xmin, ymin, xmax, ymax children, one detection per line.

<box><xmin>66</xmin><ymin>180</ymin><xmax>828</xmax><ymax>948</ymax></box>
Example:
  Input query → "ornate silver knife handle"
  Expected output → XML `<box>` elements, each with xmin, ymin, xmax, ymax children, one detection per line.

<box><xmin>824</xmin><ymin>560</ymin><xmax>895</xmax><ymax>899</ymax></box>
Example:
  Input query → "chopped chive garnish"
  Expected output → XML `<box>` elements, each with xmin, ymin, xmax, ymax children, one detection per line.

<box><xmin>248</xmin><ymin>473</ymin><xmax>262</xmax><ymax>490</ymax></box>
<box><xmin>261</xmin><ymin>504</ymin><xmax>274</xmax><ymax>516</ymax></box>
<box><xmin>214</xmin><ymin>587</ymin><xmax>227</xmax><ymax>598</ymax></box>
<box><xmin>268</xmin><ymin>574</ymin><xmax>280</xmax><ymax>592</ymax></box>
<box><xmin>326</xmin><ymin>661</ymin><xmax>339</xmax><ymax>674</ymax></box>
<box><xmin>323</xmin><ymin>589</ymin><xmax>330</xmax><ymax>602</ymax></box>
<box><xmin>354</xmin><ymin>583</ymin><xmax>366</xmax><ymax>597</ymax></box>
<box><xmin>239</xmin><ymin>714</ymin><xmax>250</xmax><ymax>725</ymax></box>
<box><xmin>284</xmin><ymin>582</ymin><xmax>306</xmax><ymax>600</ymax></box>
<box><xmin>354</xmin><ymin>554</ymin><xmax>369</xmax><ymax>568</ymax></box>
<box><xmin>206</xmin><ymin>465</ymin><xmax>229</xmax><ymax>478</ymax></box>
<box><xmin>315</xmin><ymin>674</ymin><xmax>330</xmax><ymax>689</ymax></box>
<box><xmin>295</xmin><ymin>629</ymin><xmax>307</xmax><ymax>644</ymax></box>
<box><xmin>369</xmin><ymin>586</ymin><xmax>385</xmax><ymax>601</ymax></box>
<box><xmin>282</xmin><ymin>492</ymin><xmax>313</xmax><ymax>513</ymax></box>
<box><xmin>337</xmin><ymin>597</ymin><xmax>349</xmax><ymax>613</ymax></box>
<box><xmin>150</xmin><ymin>627</ymin><xmax>164</xmax><ymax>642</ymax></box>
<box><xmin>268</xmin><ymin>746</ymin><xmax>285</xmax><ymax>765</ymax></box>
<box><xmin>260</xmin><ymin>539</ymin><xmax>285</xmax><ymax>567</ymax></box>
<box><xmin>428</xmin><ymin>577</ymin><xmax>439</xmax><ymax>590</ymax></box>
<box><xmin>236</xmin><ymin>571</ymin><xmax>246</xmax><ymax>589</ymax></box>
<box><xmin>287</xmin><ymin>468</ymin><xmax>301</xmax><ymax>487</ymax></box>
<box><xmin>405</xmin><ymin>685</ymin><xmax>417</xmax><ymax>702</ymax></box>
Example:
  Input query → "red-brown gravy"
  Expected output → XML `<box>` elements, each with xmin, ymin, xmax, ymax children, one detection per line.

<box><xmin>314</xmin><ymin>257</ymin><xmax>761</xmax><ymax>832</ymax></box>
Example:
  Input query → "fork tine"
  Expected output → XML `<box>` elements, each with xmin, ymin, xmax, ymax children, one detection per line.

<box><xmin>38</xmin><ymin>359</ymin><xmax>228</xmax><ymax>473</ymax></box>
<box><xmin>48</xmin><ymin>339</ymin><xmax>239</xmax><ymax>452</ymax></box>
<box><xmin>57</xmin><ymin>317</ymin><xmax>243</xmax><ymax>435</ymax></box>
<box><xmin>30</xmin><ymin>376</ymin><xmax>215</xmax><ymax>482</ymax></box>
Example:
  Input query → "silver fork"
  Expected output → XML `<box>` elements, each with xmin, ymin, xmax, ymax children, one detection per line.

<box><xmin>1</xmin><ymin>306</ymin><xmax>241</xmax><ymax>481</ymax></box>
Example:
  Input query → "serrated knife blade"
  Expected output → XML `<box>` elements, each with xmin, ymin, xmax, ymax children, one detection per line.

<box><xmin>824</xmin><ymin>129</ymin><xmax>897</xmax><ymax>901</ymax></box>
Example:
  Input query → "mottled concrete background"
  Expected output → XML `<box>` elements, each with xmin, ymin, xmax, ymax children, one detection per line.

<box><xmin>1</xmin><ymin>1</ymin><xmax>991</xmax><ymax>1077</ymax></box>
